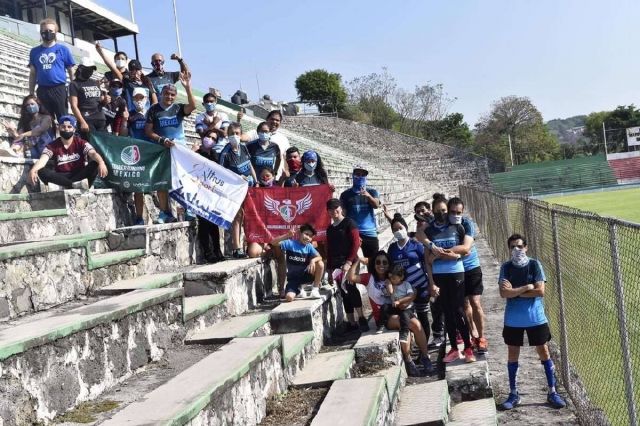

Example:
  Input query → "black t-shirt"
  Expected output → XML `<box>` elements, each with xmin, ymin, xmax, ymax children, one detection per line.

<box><xmin>246</xmin><ymin>140</ymin><xmax>281</xmax><ymax>176</ymax></box>
<box><xmin>196</xmin><ymin>147</ymin><xmax>220</xmax><ymax>164</ymax></box>
<box><xmin>294</xmin><ymin>171</ymin><xmax>325</xmax><ymax>186</ymax></box>
<box><xmin>103</xmin><ymin>96</ymin><xmax>126</xmax><ymax>126</ymax></box>
<box><xmin>127</xmin><ymin>110</ymin><xmax>149</xmax><ymax>141</ymax></box>
<box><xmin>147</xmin><ymin>70</ymin><xmax>180</xmax><ymax>97</ymax></box>
<box><xmin>68</xmin><ymin>79</ymin><xmax>105</xmax><ymax>121</ymax></box>
<box><xmin>326</xmin><ymin>217</ymin><xmax>358</xmax><ymax>269</ymax></box>
<box><xmin>104</xmin><ymin>70</ymin><xmax>129</xmax><ymax>83</ymax></box>
<box><xmin>219</xmin><ymin>143</ymin><xmax>253</xmax><ymax>185</ymax></box>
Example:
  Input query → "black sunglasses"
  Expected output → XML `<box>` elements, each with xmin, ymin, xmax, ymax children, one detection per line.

<box><xmin>375</xmin><ymin>260</ymin><xmax>389</xmax><ymax>266</ymax></box>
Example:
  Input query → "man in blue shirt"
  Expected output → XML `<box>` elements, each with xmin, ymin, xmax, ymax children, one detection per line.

<box><xmin>29</xmin><ymin>19</ymin><xmax>75</xmax><ymax>122</ymax></box>
<box><xmin>339</xmin><ymin>165</ymin><xmax>381</xmax><ymax>258</ymax></box>
<box><xmin>498</xmin><ymin>233</ymin><xmax>566</xmax><ymax>411</ymax></box>
<box><xmin>147</xmin><ymin>53</ymin><xmax>190</xmax><ymax>97</ymax></box>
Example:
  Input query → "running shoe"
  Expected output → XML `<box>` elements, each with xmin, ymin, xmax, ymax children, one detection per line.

<box><xmin>232</xmin><ymin>248</ymin><xmax>248</xmax><ymax>259</ymax></box>
<box><xmin>134</xmin><ymin>216</ymin><xmax>144</xmax><ymax>226</ymax></box>
<box><xmin>358</xmin><ymin>317</ymin><xmax>370</xmax><ymax>332</ymax></box>
<box><xmin>376</xmin><ymin>325</ymin><xmax>387</xmax><ymax>334</ymax></box>
<box><xmin>477</xmin><ymin>337</ymin><xmax>488</xmax><ymax>354</ymax></box>
<box><xmin>499</xmin><ymin>392</ymin><xmax>520</xmax><ymax>410</ymax></box>
<box><xmin>310</xmin><ymin>287</ymin><xmax>321</xmax><ymax>298</ymax></box>
<box><xmin>464</xmin><ymin>347</ymin><xmax>476</xmax><ymax>363</ymax></box>
<box><xmin>399</xmin><ymin>329</ymin><xmax>409</xmax><ymax>344</ymax></box>
<box><xmin>547</xmin><ymin>392</ymin><xmax>566</xmax><ymax>409</ymax></box>
<box><xmin>157</xmin><ymin>210</ymin><xmax>177</xmax><ymax>224</ymax></box>
<box><xmin>71</xmin><ymin>179</ymin><xmax>89</xmax><ymax>190</ymax></box>
<box><xmin>298</xmin><ymin>287</ymin><xmax>308</xmax><ymax>298</ymax></box>
<box><xmin>443</xmin><ymin>348</ymin><xmax>460</xmax><ymax>363</ymax></box>
<box><xmin>428</xmin><ymin>336</ymin><xmax>444</xmax><ymax>349</ymax></box>
<box><xmin>422</xmin><ymin>356</ymin><xmax>435</xmax><ymax>375</ymax></box>
<box><xmin>456</xmin><ymin>330</ymin><xmax>463</xmax><ymax>345</ymax></box>
<box><xmin>405</xmin><ymin>359</ymin><xmax>422</xmax><ymax>377</ymax></box>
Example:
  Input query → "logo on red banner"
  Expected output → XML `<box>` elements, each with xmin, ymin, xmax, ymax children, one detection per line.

<box><xmin>243</xmin><ymin>185</ymin><xmax>333</xmax><ymax>243</ymax></box>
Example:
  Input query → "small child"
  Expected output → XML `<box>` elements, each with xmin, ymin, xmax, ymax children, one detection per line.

<box><xmin>270</xmin><ymin>223</ymin><xmax>325</xmax><ymax>302</ymax></box>
<box><xmin>259</xmin><ymin>167</ymin><xmax>276</xmax><ymax>187</ymax></box>
<box><xmin>376</xmin><ymin>265</ymin><xmax>415</xmax><ymax>343</ymax></box>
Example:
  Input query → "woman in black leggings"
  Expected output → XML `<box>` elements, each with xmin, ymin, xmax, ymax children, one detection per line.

<box><xmin>426</xmin><ymin>198</ymin><xmax>476</xmax><ymax>364</ymax></box>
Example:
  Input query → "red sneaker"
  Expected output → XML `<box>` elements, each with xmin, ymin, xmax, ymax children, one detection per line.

<box><xmin>444</xmin><ymin>348</ymin><xmax>460</xmax><ymax>363</ymax></box>
<box><xmin>464</xmin><ymin>347</ymin><xmax>476</xmax><ymax>363</ymax></box>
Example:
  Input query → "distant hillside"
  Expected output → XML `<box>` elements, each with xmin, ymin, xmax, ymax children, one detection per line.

<box><xmin>546</xmin><ymin>115</ymin><xmax>587</xmax><ymax>144</ymax></box>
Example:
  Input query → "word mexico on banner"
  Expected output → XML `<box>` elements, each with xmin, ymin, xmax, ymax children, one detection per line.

<box><xmin>170</xmin><ymin>144</ymin><xmax>248</xmax><ymax>229</ymax></box>
<box><xmin>243</xmin><ymin>185</ymin><xmax>333</xmax><ymax>243</ymax></box>
<box><xmin>89</xmin><ymin>133</ymin><xmax>171</xmax><ymax>192</ymax></box>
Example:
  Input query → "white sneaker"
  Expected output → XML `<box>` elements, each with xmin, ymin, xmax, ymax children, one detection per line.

<box><xmin>71</xmin><ymin>179</ymin><xmax>89</xmax><ymax>190</ymax></box>
<box><xmin>310</xmin><ymin>288</ymin><xmax>321</xmax><ymax>298</ymax></box>
<box><xmin>44</xmin><ymin>183</ymin><xmax>62</xmax><ymax>192</ymax></box>
<box><xmin>297</xmin><ymin>287</ymin><xmax>308</xmax><ymax>298</ymax></box>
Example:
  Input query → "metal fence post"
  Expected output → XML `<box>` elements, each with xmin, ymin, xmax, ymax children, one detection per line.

<box><xmin>609</xmin><ymin>222</ymin><xmax>638</xmax><ymax>426</ymax></box>
<box><xmin>551</xmin><ymin>211</ymin><xmax>571</xmax><ymax>388</ymax></box>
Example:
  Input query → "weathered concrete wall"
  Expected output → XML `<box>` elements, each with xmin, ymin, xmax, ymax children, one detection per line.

<box><xmin>0</xmin><ymin>158</ymin><xmax>35</xmax><ymax>194</ymax></box>
<box><xmin>185</xmin><ymin>345</ymin><xmax>286</xmax><ymax>426</ymax></box>
<box><xmin>0</xmin><ymin>299</ymin><xmax>182</xmax><ymax>424</ymax></box>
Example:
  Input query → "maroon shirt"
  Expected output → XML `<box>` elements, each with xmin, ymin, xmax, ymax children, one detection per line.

<box><xmin>42</xmin><ymin>136</ymin><xmax>93</xmax><ymax>173</ymax></box>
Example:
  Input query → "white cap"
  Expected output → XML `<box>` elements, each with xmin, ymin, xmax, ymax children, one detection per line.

<box><xmin>131</xmin><ymin>87</ymin><xmax>147</xmax><ymax>98</ymax></box>
<box><xmin>79</xmin><ymin>57</ymin><xmax>96</xmax><ymax>69</ymax></box>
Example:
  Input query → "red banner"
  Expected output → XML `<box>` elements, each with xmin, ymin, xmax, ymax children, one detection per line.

<box><xmin>243</xmin><ymin>185</ymin><xmax>333</xmax><ymax>243</ymax></box>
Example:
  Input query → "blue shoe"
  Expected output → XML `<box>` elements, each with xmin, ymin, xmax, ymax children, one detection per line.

<box><xmin>499</xmin><ymin>392</ymin><xmax>520</xmax><ymax>410</ymax></box>
<box><xmin>547</xmin><ymin>392</ymin><xmax>566</xmax><ymax>409</ymax></box>
<box><xmin>157</xmin><ymin>211</ymin><xmax>177</xmax><ymax>224</ymax></box>
<box><xmin>134</xmin><ymin>216</ymin><xmax>144</xmax><ymax>226</ymax></box>
<box><xmin>185</xmin><ymin>210</ymin><xmax>196</xmax><ymax>221</ymax></box>
<box><xmin>422</xmin><ymin>356</ymin><xmax>435</xmax><ymax>375</ymax></box>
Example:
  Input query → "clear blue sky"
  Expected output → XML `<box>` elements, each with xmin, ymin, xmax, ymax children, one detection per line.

<box><xmin>97</xmin><ymin>0</ymin><xmax>640</xmax><ymax>126</ymax></box>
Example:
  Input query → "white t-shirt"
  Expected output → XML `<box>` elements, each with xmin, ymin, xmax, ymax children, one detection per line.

<box><xmin>195</xmin><ymin>111</ymin><xmax>230</xmax><ymax>133</ymax></box>
<box><xmin>245</xmin><ymin>129</ymin><xmax>290</xmax><ymax>178</ymax></box>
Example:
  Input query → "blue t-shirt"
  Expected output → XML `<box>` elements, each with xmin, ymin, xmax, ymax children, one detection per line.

<box><xmin>29</xmin><ymin>44</ymin><xmax>75</xmax><ymax>86</ymax></box>
<box><xmin>499</xmin><ymin>259</ymin><xmax>548</xmax><ymax>328</ymax></box>
<box><xmin>219</xmin><ymin>143</ymin><xmax>254</xmax><ymax>186</ymax></box>
<box><xmin>146</xmin><ymin>103</ymin><xmax>189</xmax><ymax>144</ymax></box>
<box><xmin>461</xmin><ymin>217</ymin><xmax>481</xmax><ymax>271</ymax></box>
<box><xmin>280</xmin><ymin>239</ymin><xmax>320</xmax><ymax>285</ymax></box>
<box><xmin>146</xmin><ymin>70</ymin><xmax>180</xmax><ymax>98</ymax></box>
<box><xmin>388</xmin><ymin>239</ymin><xmax>429</xmax><ymax>290</ymax></box>
<box><xmin>127</xmin><ymin>111</ymin><xmax>152</xmax><ymax>142</ymax></box>
<box><xmin>426</xmin><ymin>222</ymin><xmax>465</xmax><ymax>274</ymax></box>
<box><xmin>340</xmin><ymin>188</ymin><xmax>380</xmax><ymax>238</ymax></box>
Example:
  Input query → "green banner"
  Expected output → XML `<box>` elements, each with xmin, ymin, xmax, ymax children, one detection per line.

<box><xmin>89</xmin><ymin>133</ymin><xmax>171</xmax><ymax>193</ymax></box>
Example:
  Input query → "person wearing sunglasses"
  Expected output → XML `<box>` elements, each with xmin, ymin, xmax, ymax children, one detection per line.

<box><xmin>146</xmin><ymin>53</ymin><xmax>191</xmax><ymax>98</ymax></box>
<box><xmin>347</xmin><ymin>251</ymin><xmax>431</xmax><ymax>377</ymax></box>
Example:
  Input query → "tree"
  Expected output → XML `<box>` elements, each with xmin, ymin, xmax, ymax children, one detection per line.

<box><xmin>433</xmin><ymin>113</ymin><xmax>473</xmax><ymax>150</ymax></box>
<box><xmin>583</xmin><ymin>111</ymin><xmax>610</xmax><ymax>155</ymax></box>
<box><xmin>391</xmin><ymin>84</ymin><xmax>456</xmax><ymax>135</ymax></box>
<box><xmin>345</xmin><ymin>67</ymin><xmax>398</xmax><ymax>129</ymax></box>
<box><xmin>294</xmin><ymin>69</ymin><xmax>347</xmax><ymax>113</ymax></box>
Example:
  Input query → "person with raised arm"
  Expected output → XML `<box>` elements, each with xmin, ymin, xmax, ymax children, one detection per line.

<box><xmin>146</xmin><ymin>53</ymin><xmax>191</xmax><ymax>97</ymax></box>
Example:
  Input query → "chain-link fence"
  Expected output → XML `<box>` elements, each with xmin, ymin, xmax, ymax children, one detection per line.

<box><xmin>460</xmin><ymin>185</ymin><xmax>640</xmax><ymax>426</ymax></box>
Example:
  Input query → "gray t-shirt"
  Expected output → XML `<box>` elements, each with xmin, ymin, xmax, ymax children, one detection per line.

<box><xmin>390</xmin><ymin>280</ymin><xmax>414</xmax><ymax>309</ymax></box>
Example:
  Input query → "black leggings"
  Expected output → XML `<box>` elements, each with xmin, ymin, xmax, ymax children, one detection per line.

<box><xmin>434</xmin><ymin>272</ymin><xmax>471</xmax><ymax>351</ymax></box>
<box><xmin>197</xmin><ymin>215</ymin><xmax>221</xmax><ymax>256</ymax></box>
<box><xmin>360</xmin><ymin>235</ymin><xmax>379</xmax><ymax>259</ymax></box>
<box><xmin>413</xmin><ymin>287</ymin><xmax>431</xmax><ymax>342</ymax></box>
<box><xmin>38</xmin><ymin>162</ymin><xmax>99</xmax><ymax>188</ymax></box>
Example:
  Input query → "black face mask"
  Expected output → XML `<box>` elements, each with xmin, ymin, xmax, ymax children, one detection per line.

<box><xmin>41</xmin><ymin>31</ymin><xmax>55</xmax><ymax>42</ymax></box>
<box><xmin>434</xmin><ymin>211</ymin><xmax>447</xmax><ymax>223</ymax></box>
<box><xmin>60</xmin><ymin>130</ymin><xmax>75</xmax><ymax>140</ymax></box>
<box><xmin>79</xmin><ymin>67</ymin><xmax>94</xmax><ymax>80</ymax></box>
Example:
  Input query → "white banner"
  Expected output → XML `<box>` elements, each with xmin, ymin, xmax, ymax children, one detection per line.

<box><xmin>626</xmin><ymin>126</ymin><xmax>640</xmax><ymax>147</ymax></box>
<box><xmin>169</xmin><ymin>144</ymin><xmax>248</xmax><ymax>229</ymax></box>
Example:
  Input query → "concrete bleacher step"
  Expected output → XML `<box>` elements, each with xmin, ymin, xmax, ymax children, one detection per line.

<box><xmin>290</xmin><ymin>349</ymin><xmax>355</xmax><ymax>388</ymax></box>
<box><xmin>353</xmin><ymin>316</ymin><xmax>401</xmax><ymax>365</ymax></box>
<box><xmin>448</xmin><ymin>398</ymin><xmax>498</xmax><ymax>426</ymax></box>
<box><xmin>101</xmin><ymin>336</ymin><xmax>284</xmax><ymax>425</ymax></box>
<box><xmin>0</xmin><ymin>208</ymin><xmax>67</xmax><ymax>221</ymax></box>
<box><xmin>269</xmin><ymin>285</ymin><xmax>341</xmax><ymax>336</ymax></box>
<box><xmin>444</xmin><ymin>354</ymin><xmax>492</xmax><ymax>403</ymax></box>
<box><xmin>395</xmin><ymin>381</ymin><xmax>450</xmax><ymax>426</ymax></box>
<box><xmin>97</xmin><ymin>272</ymin><xmax>183</xmax><ymax>295</ymax></box>
<box><xmin>182</xmin><ymin>294</ymin><xmax>228</xmax><ymax>323</ymax></box>
<box><xmin>282</xmin><ymin>330</ymin><xmax>316</xmax><ymax>365</ymax></box>
<box><xmin>311</xmin><ymin>377</ymin><xmax>389</xmax><ymax>426</ymax></box>
<box><xmin>185</xmin><ymin>312</ymin><xmax>270</xmax><ymax>344</ymax></box>
<box><xmin>87</xmin><ymin>248</ymin><xmax>146</xmax><ymax>270</ymax></box>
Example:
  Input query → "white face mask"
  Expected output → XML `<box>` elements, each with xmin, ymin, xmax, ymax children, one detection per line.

<box><xmin>393</xmin><ymin>230</ymin><xmax>407</xmax><ymax>241</ymax></box>
<box><xmin>229</xmin><ymin>135</ymin><xmax>240</xmax><ymax>147</ymax></box>
<box><xmin>115</xmin><ymin>59</ymin><xmax>127</xmax><ymax>69</ymax></box>
<box><xmin>511</xmin><ymin>247</ymin><xmax>528</xmax><ymax>266</ymax></box>
<box><xmin>449</xmin><ymin>214</ymin><xmax>462</xmax><ymax>225</ymax></box>
<box><xmin>133</xmin><ymin>100</ymin><xmax>146</xmax><ymax>112</ymax></box>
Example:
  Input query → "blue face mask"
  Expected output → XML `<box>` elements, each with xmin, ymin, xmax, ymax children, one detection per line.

<box><xmin>204</xmin><ymin>103</ymin><xmax>216</xmax><ymax>112</ymax></box>
<box><xmin>110</xmin><ymin>88</ymin><xmax>123</xmax><ymax>97</ymax></box>
<box><xmin>258</xmin><ymin>132</ymin><xmax>270</xmax><ymax>142</ymax></box>
<box><xmin>26</xmin><ymin>104</ymin><xmax>39</xmax><ymax>115</ymax></box>
<box><xmin>304</xmin><ymin>162</ymin><xmax>316</xmax><ymax>172</ymax></box>
<box><xmin>353</xmin><ymin>175</ymin><xmax>367</xmax><ymax>190</ymax></box>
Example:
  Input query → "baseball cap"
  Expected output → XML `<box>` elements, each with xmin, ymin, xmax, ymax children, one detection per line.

<box><xmin>353</xmin><ymin>164</ymin><xmax>369</xmax><ymax>176</ymax></box>
<box><xmin>302</xmin><ymin>151</ymin><xmax>318</xmax><ymax>163</ymax></box>
<box><xmin>162</xmin><ymin>84</ymin><xmax>177</xmax><ymax>95</ymax></box>
<box><xmin>109</xmin><ymin>78</ymin><xmax>123</xmax><ymax>87</ymax></box>
<box><xmin>58</xmin><ymin>115</ymin><xmax>77</xmax><ymax>128</ymax></box>
<box><xmin>326</xmin><ymin>198</ymin><xmax>342</xmax><ymax>210</ymax></box>
<box><xmin>128</xmin><ymin>60</ymin><xmax>142</xmax><ymax>71</ymax></box>
<box><xmin>79</xmin><ymin>57</ymin><xmax>96</xmax><ymax>69</ymax></box>
<box><xmin>131</xmin><ymin>87</ymin><xmax>147</xmax><ymax>98</ymax></box>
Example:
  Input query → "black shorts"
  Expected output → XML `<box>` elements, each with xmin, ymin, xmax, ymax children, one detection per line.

<box><xmin>464</xmin><ymin>267</ymin><xmax>484</xmax><ymax>296</ymax></box>
<box><xmin>360</xmin><ymin>235</ymin><xmax>379</xmax><ymax>259</ymax></box>
<box><xmin>284</xmin><ymin>273</ymin><xmax>314</xmax><ymax>295</ymax></box>
<box><xmin>503</xmin><ymin>323</ymin><xmax>552</xmax><ymax>347</ymax></box>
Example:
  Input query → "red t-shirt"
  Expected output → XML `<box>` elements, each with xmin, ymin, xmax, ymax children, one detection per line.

<box><xmin>42</xmin><ymin>136</ymin><xmax>94</xmax><ymax>173</ymax></box>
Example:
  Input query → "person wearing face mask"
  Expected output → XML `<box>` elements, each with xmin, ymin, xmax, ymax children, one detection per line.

<box><xmin>146</xmin><ymin>53</ymin><xmax>190</xmax><ymax>97</ymax></box>
<box><xmin>103</xmin><ymin>51</ymin><xmax>130</xmax><ymax>84</ymax></box>
<box><xmin>102</xmin><ymin>79</ymin><xmax>127</xmax><ymax>135</ymax></box>
<box><xmin>282</xmin><ymin>147</ymin><xmax>303</xmax><ymax>187</ymax></box>
<box><xmin>28</xmin><ymin>115</ymin><xmax>107</xmax><ymax>190</ymax></box>
<box><xmin>239</xmin><ymin>110</ymin><xmax>290</xmax><ymax>179</ymax></box>
<box><xmin>340</xmin><ymin>165</ymin><xmax>381</xmax><ymax>259</ymax></box>
<box><xmin>195</xmin><ymin>93</ymin><xmax>230</xmax><ymax>139</ymax></box>
<box><xmin>387</xmin><ymin>213</ymin><xmax>436</xmax><ymax>375</ymax></box>
<box><xmin>247</xmin><ymin>122</ymin><xmax>281</xmax><ymax>183</ymax></box>
<box><xmin>28</xmin><ymin>19</ymin><xmax>75</xmax><ymax>123</ymax></box>
<box><xmin>146</xmin><ymin>72</ymin><xmax>197</xmax><ymax>224</ymax></box>
<box><xmin>219</xmin><ymin>122</ymin><xmax>258</xmax><ymax>259</ymax></box>
<box><xmin>498</xmin><ymin>234</ymin><xmax>566</xmax><ymax>411</ymax></box>
<box><xmin>425</xmin><ymin>198</ymin><xmax>475</xmax><ymax>364</ymax></box>
<box><xmin>447</xmin><ymin>197</ymin><xmax>488</xmax><ymax>355</ymax></box>
<box><xmin>1</xmin><ymin>95</ymin><xmax>54</xmax><ymax>159</ymax></box>
<box><xmin>68</xmin><ymin>57</ymin><xmax>106</xmax><ymax>139</ymax></box>
<box><xmin>292</xmin><ymin>151</ymin><xmax>331</xmax><ymax>187</ymax></box>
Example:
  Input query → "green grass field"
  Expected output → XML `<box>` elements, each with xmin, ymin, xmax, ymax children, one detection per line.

<box><xmin>545</xmin><ymin>188</ymin><xmax>640</xmax><ymax>223</ymax></box>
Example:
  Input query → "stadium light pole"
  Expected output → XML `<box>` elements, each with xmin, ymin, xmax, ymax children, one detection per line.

<box><xmin>129</xmin><ymin>0</ymin><xmax>135</xmax><ymax>22</ymax></box>
<box><xmin>507</xmin><ymin>134</ymin><xmax>514</xmax><ymax>167</ymax></box>
<box><xmin>602</xmin><ymin>121</ymin><xmax>609</xmax><ymax>156</ymax></box>
<box><xmin>172</xmin><ymin>0</ymin><xmax>182</xmax><ymax>58</ymax></box>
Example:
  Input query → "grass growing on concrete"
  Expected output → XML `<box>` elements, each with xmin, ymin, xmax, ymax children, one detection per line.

<box><xmin>55</xmin><ymin>400</ymin><xmax>120</xmax><ymax>423</ymax></box>
<box><xmin>260</xmin><ymin>388</ymin><xmax>328</xmax><ymax>426</ymax></box>
<box><xmin>545</xmin><ymin>188</ymin><xmax>640</xmax><ymax>223</ymax></box>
